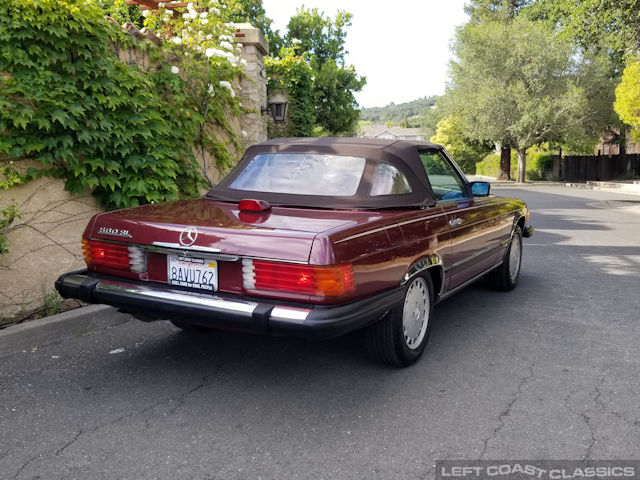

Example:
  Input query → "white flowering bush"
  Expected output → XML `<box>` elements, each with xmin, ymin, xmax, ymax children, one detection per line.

<box><xmin>143</xmin><ymin>0</ymin><xmax>246</xmax><ymax>180</ymax></box>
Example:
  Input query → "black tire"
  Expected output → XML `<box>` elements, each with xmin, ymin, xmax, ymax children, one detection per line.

<box><xmin>365</xmin><ymin>273</ymin><xmax>435</xmax><ymax>367</ymax></box>
<box><xmin>486</xmin><ymin>225</ymin><xmax>523</xmax><ymax>291</ymax></box>
<box><xmin>169</xmin><ymin>320</ymin><xmax>216</xmax><ymax>333</ymax></box>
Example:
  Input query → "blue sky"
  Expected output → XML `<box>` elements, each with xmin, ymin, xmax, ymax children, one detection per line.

<box><xmin>262</xmin><ymin>0</ymin><xmax>469</xmax><ymax>108</ymax></box>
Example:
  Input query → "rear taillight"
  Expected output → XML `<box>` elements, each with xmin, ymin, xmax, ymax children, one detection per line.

<box><xmin>238</xmin><ymin>199</ymin><xmax>271</xmax><ymax>212</ymax></box>
<box><xmin>242</xmin><ymin>259</ymin><xmax>355</xmax><ymax>297</ymax></box>
<box><xmin>82</xmin><ymin>239</ymin><xmax>146</xmax><ymax>273</ymax></box>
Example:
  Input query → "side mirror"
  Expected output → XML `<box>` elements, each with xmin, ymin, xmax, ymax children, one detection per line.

<box><xmin>470</xmin><ymin>181</ymin><xmax>490</xmax><ymax>196</ymax></box>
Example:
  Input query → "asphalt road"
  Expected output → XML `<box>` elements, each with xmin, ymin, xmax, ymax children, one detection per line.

<box><xmin>1</xmin><ymin>186</ymin><xmax>639</xmax><ymax>480</ymax></box>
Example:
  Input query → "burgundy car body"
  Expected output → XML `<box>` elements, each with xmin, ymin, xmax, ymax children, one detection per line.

<box><xmin>56</xmin><ymin>138</ymin><xmax>533</xmax><ymax>342</ymax></box>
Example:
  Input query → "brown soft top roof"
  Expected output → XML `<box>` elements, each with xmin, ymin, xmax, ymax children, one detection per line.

<box><xmin>261</xmin><ymin>136</ymin><xmax>442</xmax><ymax>149</ymax></box>
<box><xmin>206</xmin><ymin>137</ymin><xmax>445</xmax><ymax>209</ymax></box>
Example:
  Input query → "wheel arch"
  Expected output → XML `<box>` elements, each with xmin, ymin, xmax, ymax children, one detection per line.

<box><xmin>401</xmin><ymin>256</ymin><xmax>444</xmax><ymax>298</ymax></box>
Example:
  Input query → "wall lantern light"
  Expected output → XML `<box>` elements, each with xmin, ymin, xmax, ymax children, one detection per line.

<box><xmin>262</xmin><ymin>93</ymin><xmax>289</xmax><ymax>123</ymax></box>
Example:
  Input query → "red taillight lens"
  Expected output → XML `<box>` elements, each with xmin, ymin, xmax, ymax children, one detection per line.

<box><xmin>242</xmin><ymin>259</ymin><xmax>355</xmax><ymax>297</ymax></box>
<box><xmin>82</xmin><ymin>239</ymin><xmax>146</xmax><ymax>273</ymax></box>
<box><xmin>238</xmin><ymin>199</ymin><xmax>271</xmax><ymax>212</ymax></box>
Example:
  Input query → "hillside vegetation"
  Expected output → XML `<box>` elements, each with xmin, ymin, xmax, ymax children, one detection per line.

<box><xmin>360</xmin><ymin>96</ymin><xmax>437</xmax><ymax>124</ymax></box>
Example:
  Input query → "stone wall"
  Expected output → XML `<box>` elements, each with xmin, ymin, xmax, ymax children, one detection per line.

<box><xmin>0</xmin><ymin>176</ymin><xmax>101</xmax><ymax>319</ymax></box>
<box><xmin>235</xmin><ymin>24</ymin><xmax>269</xmax><ymax>149</ymax></box>
<box><xmin>0</xmin><ymin>25</ymin><xmax>268</xmax><ymax>320</ymax></box>
<box><xmin>191</xmin><ymin>24</ymin><xmax>269</xmax><ymax>189</ymax></box>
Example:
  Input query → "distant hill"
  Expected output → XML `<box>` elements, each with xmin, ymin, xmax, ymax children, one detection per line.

<box><xmin>359</xmin><ymin>96</ymin><xmax>438</xmax><ymax>124</ymax></box>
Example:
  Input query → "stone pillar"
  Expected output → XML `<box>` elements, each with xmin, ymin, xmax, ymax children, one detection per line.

<box><xmin>233</xmin><ymin>23</ymin><xmax>268</xmax><ymax>148</ymax></box>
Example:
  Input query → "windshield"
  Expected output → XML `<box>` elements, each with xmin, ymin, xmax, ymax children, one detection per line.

<box><xmin>229</xmin><ymin>153</ymin><xmax>366</xmax><ymax>196</ymax></box>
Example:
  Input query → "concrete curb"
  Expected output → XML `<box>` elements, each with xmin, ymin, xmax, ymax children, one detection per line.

<box><xmin>490</xmin><ymin>182</ymin><xmax>566</xmax><ymax>187</ymax></box>
<box><xmin>0</xmin><ymin>304</ymin><xmax>132</xmax><ymax>357</ymax></box>
<box><xmin>585</xmin><ymin>181</ymin><xmax>640</xmax><ymax>196</ymax></box>
<box><xmin>489</xmin><ymin>181</ymin><xmax>640</xmax><ymax>195</ymax></box>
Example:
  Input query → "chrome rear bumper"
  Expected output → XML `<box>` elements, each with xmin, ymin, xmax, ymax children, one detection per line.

<box><xmin>55</xmin><ymin>270</ymin><xmax>403</xmax><ymax>340</ymax></box>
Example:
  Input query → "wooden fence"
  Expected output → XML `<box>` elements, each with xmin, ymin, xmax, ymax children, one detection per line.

<box><xmin>562</xmin><ymin>154</ymin><xmax>640</xmax><ymax>182</ymax></box>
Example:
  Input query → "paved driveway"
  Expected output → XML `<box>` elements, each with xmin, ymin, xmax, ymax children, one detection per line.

<box><xmin>1</xmin><ymin>186</ymin><xmax>639</xmax><ymax>479</ymax></box>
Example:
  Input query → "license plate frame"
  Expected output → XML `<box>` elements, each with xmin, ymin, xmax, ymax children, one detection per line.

<box><xmin>167</xmin><ymin>256</ymin><xmax>218</xmax><ymax>292</ymax></box>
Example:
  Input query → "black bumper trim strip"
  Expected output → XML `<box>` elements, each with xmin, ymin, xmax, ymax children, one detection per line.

<box><xmin>55</xmin><ymin>270</ymin><xmax>404</xmax><ymax>340</ymax></box>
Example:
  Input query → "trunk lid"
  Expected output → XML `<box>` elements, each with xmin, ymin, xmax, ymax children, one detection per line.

<box><xmin>89</xmin><ymin>198</ymin><xmax>369</xmax><ymax>262</ymax></box>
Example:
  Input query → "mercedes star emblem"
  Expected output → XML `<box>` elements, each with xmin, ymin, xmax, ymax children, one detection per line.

<box><xmin>179</xmin><ymin>226</ymin><xmax>198</xmax><ymax>246</ymax></box>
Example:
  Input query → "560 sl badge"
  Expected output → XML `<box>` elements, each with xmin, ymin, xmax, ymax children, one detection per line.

<box><xmin>97</xmin><ymin>226</ymin><xmax>132</xmax><ymax>238</ymax></box>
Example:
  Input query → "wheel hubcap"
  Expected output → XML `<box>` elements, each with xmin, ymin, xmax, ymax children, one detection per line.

<box><xmin>402</xmin><ymin>277</ymin><xmax>429</xmax><ymax>350</ymax></box>
<box><xmin>508</xmin><ymin>234</ymin><xmax>522</xmax><ymax>283</ymax></box>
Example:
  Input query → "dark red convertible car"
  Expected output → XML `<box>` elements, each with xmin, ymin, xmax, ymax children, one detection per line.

<box><xmin>56</xmin><ymin>138</ymin><xmax>533</xmax><ymax>366</ymax></box>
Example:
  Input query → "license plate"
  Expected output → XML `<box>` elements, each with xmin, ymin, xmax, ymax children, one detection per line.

<box><xmin>167</xmin><ymin>256</ymin><xmax>218</xmax><ymax>291</ymax></box>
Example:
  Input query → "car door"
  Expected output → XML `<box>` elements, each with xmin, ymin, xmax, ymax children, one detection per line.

<box><xmin>419</xmin><ymin>149</ymin><xmax>503</xmax><ymax>290</ymax></box>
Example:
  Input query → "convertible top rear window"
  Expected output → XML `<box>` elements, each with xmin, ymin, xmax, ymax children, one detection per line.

<box><xmin>230</xmin><ymin>153</ymin><xmax>366</xmax><ymax>196</ymax></box>
<box><xmin>208</xmin><ymin>138</ymin><xmax>440</xmax><ymax>209</ymax></box>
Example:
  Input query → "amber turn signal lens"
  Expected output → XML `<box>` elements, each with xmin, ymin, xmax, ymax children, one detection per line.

<box><xmin>81</xmin><ymin>238</ymin><xmax>92</xmax><ymax>264</ymax></box>
<box><xmin>242</xmin><ymin>259</ymin><xmax>355</xmax><ymax>297</ymax></box>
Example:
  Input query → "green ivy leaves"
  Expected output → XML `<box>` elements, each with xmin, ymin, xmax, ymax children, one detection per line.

<box><xmin>266</xmin><ymin>48</ymin><xmax>315</xmax><ymax>137</ymax></box>
<box><xmin>0</xmin><ymin>0</ymin><xmax>207</xmax><ymax>210</ymax></box>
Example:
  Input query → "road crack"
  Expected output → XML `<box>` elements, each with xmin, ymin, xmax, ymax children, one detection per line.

<box><xmin>165</xmin><ymin>341</ymin><xmax>273</xmax><ymax>417</ymax></box>
<box><xmin>12</xmin><ymin>455</ymin><xmax>37</xmax><ymax>480</ymax></box>
<box><xmin>563</xmin><ymin>376</ymin><xmax>605</xmax><ymax>460</ymax></box>
<box><xmin>49</xmin><ymin>341</ymin><xmax>273</xmax><ymax>457</ymax></box>
<box><xmin>480</xmin><ymin>361</ymin><xmax>536</xmax><ymax>458</ymax></box>
<box><xmin>55</xmin><ymin>429</ymin><xmax>84</xmax><ymax>456</ymax></box>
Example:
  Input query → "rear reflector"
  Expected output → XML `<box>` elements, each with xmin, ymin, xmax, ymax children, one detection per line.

<box><xmin>82</xmin><ymin>239</ymin><xmax>146</xmax><ymax>273</ymax></box>
<box><xmin>238</xmin><ymin>199</ymin><xmax>271</xmax><ymax>212</ymax></box>
<box><xmin>242</xmin><ymin>259</ymin><xmax>355</xmax><ymax>297</ymax></box>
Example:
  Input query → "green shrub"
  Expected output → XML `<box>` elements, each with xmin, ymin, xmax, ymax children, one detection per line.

<box><xmin>475</xmin><ymin>153</ymin><xmax>517</xmax><ymax>178</ymax></box>
<box><xmin>527</xmin><ymin>153</ymin><xmax>555</xmax><ymax>180</ymax></box>
<box><xmin>475</xmin><ymin>151</ymin><xmax>556</xmax><ymax>180</ymax></box>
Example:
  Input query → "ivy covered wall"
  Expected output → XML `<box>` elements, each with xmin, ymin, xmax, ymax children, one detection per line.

<box><xmin>0</xmin><ymin>0</ymin><xmax>268</xmax><ymax>321</ymax></box>
<box><xmin>0</xmin><ymin>0</ymin><xmax>252</xmax><ymax>209</ymax></box>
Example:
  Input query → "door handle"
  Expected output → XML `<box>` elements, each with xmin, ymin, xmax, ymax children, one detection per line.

<box><xmin>449</xmin><ymin>218</ymin><xmax>463</xmax><ymax>227</ymax></box>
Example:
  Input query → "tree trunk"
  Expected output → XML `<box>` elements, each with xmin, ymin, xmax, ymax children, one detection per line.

<box><xmin>516</xmin><ymin>148</ymin><xmax>527</xmax><ymax>183</ymax></box>
<box><xmin>498</xmin><ymin>146</ymin><xmax>511</xmax><ymax>180</ymax></box>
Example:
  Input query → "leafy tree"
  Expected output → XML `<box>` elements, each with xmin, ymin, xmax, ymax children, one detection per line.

<box><xmin>430</xmin><ymin>117</ymin><xmax>494</xmax><ymax>174</ymax></box>
<box><xmin>614</xmin><ymin>60</ymin><xmax>640</xmax><ymax>142</ymax></box>
<box><xmin>286</xmin><ymin>8</ymin><xmax>351</xmax><ymax>66</ymax></box>
<box><xmin>561</xmin><ymin>53</ymin><xmax>624</xmax><ymax>153</ymax></box>
<box><xmin>420</xmin><ymin>102</ymin><xmax>446</xmax><ymax>143</ymax></box>
<box><xmin>311</xmin><ymin>58</ymin><xmax>364</xmax><ymax>135</ymax></box>
<box><xmin>461</xmin><ymin>0</ymin><xmax>535</xmax><ymax>179</ymax></box>
<box><xmin>282</xmin><ymin>7</ymin><xmax>365</xmax><ymax>136</ymax></box>
<box><xmin>525</xmin><ymin>0</ymin><xmax>640</xmax><ymax>63</ymax></box>
<box><xmin>466</xmin><ymin>0</ymin><xmax>529</xmax><ymax>23</ymax></box>
<box><xmin>524</xmin><ymin>0</ymin><xmax>640</xmax><ymax>153</ymax></box>
<box><xmin>449</xmin><ymin>17</ymin><xmax>588</xmax><ymax>182</ymax></box>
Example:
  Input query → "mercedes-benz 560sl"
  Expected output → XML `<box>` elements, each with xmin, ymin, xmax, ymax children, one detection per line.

<box><xmin>56</xmin><ymin>137</ymin><xmax>533</xmax><ymax>366</ymax></box>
